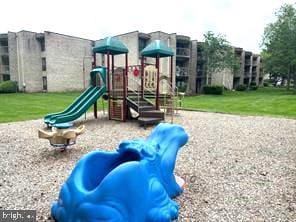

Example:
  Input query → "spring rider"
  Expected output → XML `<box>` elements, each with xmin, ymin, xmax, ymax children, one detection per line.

<box><xmin>51</xmin><ymin>123</ymin><xmax>188</xmax><ymax>221</ymax></box>
<box><xmin>38</xmin><ymin>123</ymin><xmax>85</xmax><ymax>150</ymax></box>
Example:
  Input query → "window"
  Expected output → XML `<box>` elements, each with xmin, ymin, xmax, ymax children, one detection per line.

<box><xmin>0</xmin><ymin>39</ymin><xmax>8</xmax><ymax>47</ymax></box>
<box><xmin>40</xmin><ymin>39</ymin><xmax>45</xmax><ymax>51</ymax></box>
<box><xmin>37</xmin><ymin>36</ymin><xmax>45</xmax><ymax>51</ymax></box>
<box><xmin>3</xmin><ymin>74</ymin><xmax>10</xmax><ymax>81</ymax></box>
<box><xmin>42</xmin><ymin>76</ymin><xmax>47</xmax><ymax>90</ymax></box>
<box><xmin>1</xmin><ymin>55</ymin><xmax>9</xmax><ymax>65</ymax></box>
<box><xmin>42</xmin><ymin>58</ymin><xmax>46</xmax><ymax>71</ymax></box>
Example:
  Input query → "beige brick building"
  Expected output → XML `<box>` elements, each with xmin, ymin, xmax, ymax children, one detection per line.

<box><xmin>0</xmin><ymin>30</ymin><xmax>263</xmax><ymax>93</ymax></box>
<box><xmin>0</xmin><ymin>31</ymin><xmax>93</xmax><ymax>92</ymax></box>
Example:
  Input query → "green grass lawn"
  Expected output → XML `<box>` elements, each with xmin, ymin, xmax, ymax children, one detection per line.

<box><xmin>0</xmin><ymin>87</ymin><xmax>295</xmax><ymax>123</ymax></box>
<box><xmin>182</xmin><ymin>87</ymin><xmax>296</xmax><ymax>118</ymax></box>
<box><xmin>0</xmin><ymin>91</ymin><xmax>107</xmax><ymax>123</ymax></box>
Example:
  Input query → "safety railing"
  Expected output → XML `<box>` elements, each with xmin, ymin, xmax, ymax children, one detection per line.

<box><xmin>176</xmin><ymin>48</ymin><xmax>190</xmax><ymax>57</ymax></box>
<box><xmin>128</xmin><ymin>69</ymin><xmax>157</xmax><ymax>106</ymax></box>
<box><xmin>161</xmin><ymin>80</ymin><xmax>184</xmax><ymax>123</ymax></box>
<box><xmin>176</xmin><ymin>66</ymin><xmax>189</xmax><ymax>77</ymax></box>
<box><xmin>127</xmin><ymin>75</ymin><xmax>141</xmax><ymax>113</ymax></box>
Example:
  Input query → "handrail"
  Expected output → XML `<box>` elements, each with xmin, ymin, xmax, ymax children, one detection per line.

<box><xmin>129</xmin><ymin>75</ymin><xmax>156</xmax><ymax>107</ymax></box>
<box><xmin>127</xmin><ymin>76</ymin><xmax>141</xmax><ymax>113</ymax></box>
<box><xmin>143</xmin><ymin>86</ymin><xmax>156</xmax><ymax>106</ymax></box>
<box><xmin>160</xmin><ymin>80</ymin><xmax>181</xmax><ymax>123</ymax></box>
<box><xmin>176</xmin><ymin>47</ymin><xmax>190</xmax><ymax>57</ymax></box>
<box><xmin>176</xmin><ymin>66</ymin><xmax>189</xmax><ymax>77</ymax></box>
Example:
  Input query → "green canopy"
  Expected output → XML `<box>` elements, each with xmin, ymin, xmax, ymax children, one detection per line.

<box><xmin>141</xmin><ymin>40</ymin><xmax>174</xmax><ymax>58</ymax></box>
<box><xmin>93</xmin><ymin>37</ymin><xmax>129</xmax><ymax>55</ymax></box>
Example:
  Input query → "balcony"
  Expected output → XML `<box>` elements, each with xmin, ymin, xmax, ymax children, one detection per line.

<box><xmin>0</xmin><ymin>46</ymin><xmax>8</xmax><ymax>54</ymax></box>
<box><xmin>0</xmin><ymin>65</ymin><xmax>9</xmax><ymax>74</ymax></box>
<box><xmin>234</xmin><ymin>71</ymin><xmax>242</xmax><ymax>77</ymax></box>
<box><xmin>245</xmin><ymin>60</ymin><xmax>251</xmax><ymax>66</ymax></box>
<box><xmin>176</xmin><ymin>66</ymin><xmax>189</xmax><ymax>77</ymax></box>
<box><xmin>176</xmin><ymin>48</ymin><xmax>190</xmax><ymax>58</ymax></box>
<box><xmin>196</xmin><ymin>70</ymin><xmax>204</xmax><ymax>77</ymax></box>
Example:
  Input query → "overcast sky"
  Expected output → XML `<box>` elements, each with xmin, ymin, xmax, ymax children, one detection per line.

<box><xmin>0</xmin><ymin>0</ymin><xmax>295</xmax><ymax>53</ymax></box>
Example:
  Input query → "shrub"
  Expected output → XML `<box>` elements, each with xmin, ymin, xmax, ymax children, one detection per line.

<box><xmin>178</xmin><ymin>85</ymin><xmax>187</xmax><ymax>93</ymax></box>
<box><xmin>263</xmin><ymin>82</ymin><xmax>269</xmax><ymax>87</ymax></box>
<box><xmin>236</xmin><ymin>84</ymin><xmax>247</xmax><ymax>91</ymax></box>
<box><xmin>250</xmin><ymin>85</ymin><xmax>258</xmax><ymax>90</ymax></box>
<box><xmin>250</xmin><ymin>81</ymin><xmax>258</xmax><ymax>90</ymax></box>
<box><xmin>0</xmin><ymin>80</ymin><xmax>18</xmax><ymax>93</ymax></box>
<box><xmin>203</xmin><ymin>85</ymin><xmax>223</xmax><ymax>95</ymax></box>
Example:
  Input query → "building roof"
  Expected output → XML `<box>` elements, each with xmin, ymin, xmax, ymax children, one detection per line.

<box><xmin>141</xmin><ymin>40</ymin><xmax>174</xmax><ymax>58</ymax></box>
<box><xmin>93</xmin><ymin>36</ymin><xmax>128</xmax><ymax>55</ymax></box>
<box><xmin>176</xmin><ymin>35</ymin><xmax>191</xmax><ymax>42</ymax></box>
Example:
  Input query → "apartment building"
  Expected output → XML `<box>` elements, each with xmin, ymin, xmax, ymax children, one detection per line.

<box><xmin>233</xmin><ymin>49</ymin><xmax>264</xmax><ymax>87</ymax></box>
<box><xmin>175</xmin><ymin>35</ymin><xmax>191</xmax><ymax>92</ymax></box>
<box><xmin>194</xmin><ymin>41</ymin><xmax>206</xmax><ymax>93</ymax></box>
<box><xmin>191</xmin><ymin>44</ymin><xmax>263</xmax><ymax>93</ymax></box>
<box><xmin>0</xmin><ymin>29</ymin><xmax>262</xmax><ymax>93</ymax></box>
<box><xmin>0</xmin><ymin>30</ymin><xmax>93</xmax><ymax>92</ymax></box>
<box><xmin>0</xmin><ymin>34</ymin><xmax>10</xmax><ymax>82</ymax></box>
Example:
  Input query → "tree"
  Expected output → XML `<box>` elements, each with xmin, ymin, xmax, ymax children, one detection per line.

<box><xmin>202</xmin><ymin>31</ymin><xmax>240</xmax><ymax>85</ymax></box>
<box><xmin>262</xmin><ymin>4</ymin><xmax>296</xmax><ymax>91</ymax></box>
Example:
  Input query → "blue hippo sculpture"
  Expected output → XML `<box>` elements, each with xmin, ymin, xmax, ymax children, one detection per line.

<box><xmin>51</xmin><ymin>123</ymin><xmax>189</xmax><ymax>222</ymax></box>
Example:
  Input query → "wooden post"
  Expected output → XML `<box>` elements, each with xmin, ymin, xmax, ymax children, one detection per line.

<box><xmin>141</xmin><ymin>56</ymin><xmax>144</xmax><ymax>98</ymax></box>
<box><xmin>93</xmin><ymin>53</ymin><xmax>97</xmax><ymax>119</ymax></box>
<box><xmin>107</xmin><ymin>51</ymin><xmax>111</xmax><ymax>120</ymax></box>
<box><xmin>156</xmin><ymin>55</ymin><xmax>160</xmax><ymax>110</ymax></box>
<box><xmin>170</xmin><ymin>56</ymin><xmax>173</xmax><ymax>87</ymax></box>
<box><xmin>94</xmin><ymin>102</ymin><xmax>98</xmax><ymax>118</ymax></box>
<box><xmin>126</xmin><ymin>53</ymin><xmax>129</xmax><ymax>94</ymax></box>
<box><xmin>112</xmin><ymin>54</ymin><xmax>114</xmax><ymax>90</ymax></box>
<box><xmin>93</xmin><ymin>53</ymin><xmax>96</xmax><ymax>68</ymax></box>
<box><xmin>170</xmin><ymin>56</ymin><xmax>174</xmax><ymax>123</ymax></box>
<box><xmin>123</xmin><ymin>53</ymin><xmax>128</xmax><ymax>121</ymax></box>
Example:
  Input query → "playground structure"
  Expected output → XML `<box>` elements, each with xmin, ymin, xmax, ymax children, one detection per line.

<box><xmin>51</xmin><ymin>123</ymin><xmax>189</xmax><ymax>222</ymax></box>
<box><xmin>92</xmin><ymin>37</ymin><xmax>177</xmax><ymax>127</ymax></box>
<box><xmin>43</xmin><ymin>36</ymin><xmax>181</xmax><ymax>128</ymax></box>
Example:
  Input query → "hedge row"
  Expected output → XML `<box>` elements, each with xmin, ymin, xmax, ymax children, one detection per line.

<box><xmin>0</xmin><ymin>81</ymin><xmax>18</xmax><ymax>93</ymax></box>
<box><xmin>203</xmin><ymin>85</ymin><xmax>223</xmax><ymax>95</ymax></box>
<box><xmin>236</xmin><ymin>82</ymin><xmax>258</xmax><ymax>91</ymax></box>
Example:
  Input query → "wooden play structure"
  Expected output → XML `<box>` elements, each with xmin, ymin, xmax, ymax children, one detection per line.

<box><xmin>93</xmin><ymin>37</ymin><xmax>179</xmax><ymax>127</ymax></box>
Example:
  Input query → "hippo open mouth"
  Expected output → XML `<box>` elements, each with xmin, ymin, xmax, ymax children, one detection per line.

<box><xmin>52</xmin><ymin>123</ymin><xmax>188</xmax><ymax>222</ymax></box>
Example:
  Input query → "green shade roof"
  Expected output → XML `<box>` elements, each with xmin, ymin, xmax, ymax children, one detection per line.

<box><xmin>141</xmin><ymin>40</ymin><xmax>174</xmax><ymax>58</ymax></box>
<box><xmin>93</xmin><ymin>37</ymin><xmax>128</xmax><ymax>55</ymax></box>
